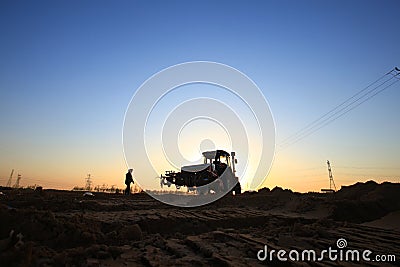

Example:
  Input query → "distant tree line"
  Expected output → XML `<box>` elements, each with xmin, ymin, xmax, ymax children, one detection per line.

<box><xmin>72</xmin><ymin>184</ymin><xmax>142</xmax><ymax>194</ymax></box>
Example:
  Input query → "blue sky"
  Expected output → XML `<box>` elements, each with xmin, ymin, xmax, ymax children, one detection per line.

<box><xmin>1</xmin><ymin>0</ymin><xmax>399</xmax><ymax>191</ymax></box>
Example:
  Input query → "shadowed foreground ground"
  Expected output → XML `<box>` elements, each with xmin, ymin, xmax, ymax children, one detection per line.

<box><xmin>0</xmin><ymin>181</ymin><xmax>399</xmax><ymax>266</ymax></box>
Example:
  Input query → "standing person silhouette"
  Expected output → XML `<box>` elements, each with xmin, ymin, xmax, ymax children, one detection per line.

<box><xmin>125</xmin><ymin>169</ymin><xmax>134</xmax><ymax>195</ymax></box>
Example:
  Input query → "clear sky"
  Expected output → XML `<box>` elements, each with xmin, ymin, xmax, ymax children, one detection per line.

<box><xmin>1</xmin><ymin>0</ymin><xmax>399</xmax><ymax>192</ymax></box>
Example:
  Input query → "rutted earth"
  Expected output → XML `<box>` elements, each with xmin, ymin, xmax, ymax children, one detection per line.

<box><xmin>0</xmin><ymin>181</ymin><xmax>399</xmax><ymax>266</ymax></box>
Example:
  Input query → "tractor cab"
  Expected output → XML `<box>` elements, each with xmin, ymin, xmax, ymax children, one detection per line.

<box><xmin>201</xmin><ymin>150</ymin><xmax>232</xmax><ymax>176</ymax></box>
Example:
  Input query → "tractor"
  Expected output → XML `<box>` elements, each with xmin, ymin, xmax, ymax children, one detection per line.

<box><xmin>160</xmin><ymin>150</ymin><xmax>241</xmax><ymax>195</ymax></box>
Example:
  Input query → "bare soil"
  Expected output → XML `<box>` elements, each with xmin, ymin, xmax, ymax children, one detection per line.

<box><xmin>0</xmin><ymin>181</ymin><xmax>399</xmax><ymax>266</ymax></box>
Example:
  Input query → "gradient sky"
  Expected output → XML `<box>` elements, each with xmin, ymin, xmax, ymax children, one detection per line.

<box><xmin>1</xmin><ymin>0</ymin><xmax>399</xmax><ymax>192</ymax></box>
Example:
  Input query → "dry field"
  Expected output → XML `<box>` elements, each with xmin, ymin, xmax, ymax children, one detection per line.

<box><xmin>1</xmin><ymin>181</ymin><xmax>399</xmax><ymax>266</ymax></box>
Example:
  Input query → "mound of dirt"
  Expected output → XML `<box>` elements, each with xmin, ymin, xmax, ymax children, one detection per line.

<box><xmin>329</xmin><ymin>181</ymin><xmax>400</xmax><ymax>223</ymax></box>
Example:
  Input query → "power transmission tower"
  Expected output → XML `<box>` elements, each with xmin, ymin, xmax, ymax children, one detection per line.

<box><xmin>321</xmin><ymin>160</ymin><xmax>337</xmax><ymax>193</ymax></box>
<box><xmin>6</xmin><ymin>169</ymin><xmax>14</xmax><ymax>187</ymax></box>
<box><xmin>85</xmin><ymin>174</ymin><xmax>92</xmax><ymax>191</ymax></box>
<box><xmin>13</xmin><ymin>174</ymin><xmax>21</xmax><ymax>188</ymax></box>
<box><xmin>327</xmin><ymin>160</ymin><xmax>336</xmax><ymax>191</ymax></box>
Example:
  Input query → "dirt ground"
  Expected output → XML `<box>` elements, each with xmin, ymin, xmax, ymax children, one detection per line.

<box><xmin>0</xmin><ymin>181</ymin><xmax>399</xmax><ymax>266</ymax></box>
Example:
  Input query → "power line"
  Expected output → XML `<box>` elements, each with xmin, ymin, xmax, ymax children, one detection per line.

<box><xmin>278</xmin><ymin>67</ymin><xmax>400</xmax><ymax>151</ymax></box>
<box><xmin>280</xmin><ymin>68</ymin><xmax>399</xmax><ymax>148</ymax></box>
<box><xmin>280</xmin><ymin>71</ymin><xmax>389</xmax><ymax>146</ymax></box>
<box><xmin>279</xmin><ymin>70</ymin><xmax>398</xmax><ymax>149</ymax></box>
<box><xmin>280</xmin><ymin>78</ymin><xmax>399</xmax><ymax>150</ymax></box>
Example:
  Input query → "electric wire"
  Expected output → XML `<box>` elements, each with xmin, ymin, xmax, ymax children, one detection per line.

<box><xmin>279</xmin><ymin>77</ymin><xmax>399</xmax><ymax>150</ymax></box>
<box><xmin>278</xmin><ymin>68</ymin><xmax>400</xmax><ymax>151</ymax></box>
<box><xmin>280</xmin><ymin>71</ymin><xmax>390</xmax><ymax>146</ymax></box>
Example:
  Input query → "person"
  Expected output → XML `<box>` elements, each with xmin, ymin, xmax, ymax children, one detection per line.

<box><xmin>125</xmin><ymin>169</ymin><xmax>134</xmax><ymax>195</ymax></box>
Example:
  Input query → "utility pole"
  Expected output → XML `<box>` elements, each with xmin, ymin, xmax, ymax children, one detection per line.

<box><xmin>85</xmin><ymin>174</ymin><xmax>92</xmax><ymax>191</ymax></box>
<box><xmin>327</xmin><ymin>160</ymin><xmax>336</xmax><ymax>191</ymax></box>
<box><xmin>13</xmin><ymin>174</ymin><xmax>21</xmax><ymax>188</ymax></box>
<box><xmin>321</xmin><ymin>160</ymin><xmax>337</xmax><ymax>193</ymax></box>
<box><xmin>6</xmin><ymin>169</ymin><xmax>14</xmax><ymax>187</ymax></box>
